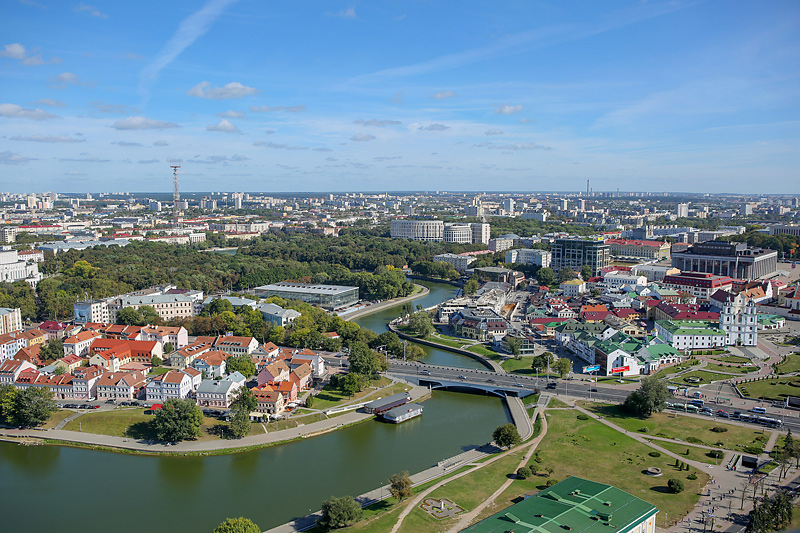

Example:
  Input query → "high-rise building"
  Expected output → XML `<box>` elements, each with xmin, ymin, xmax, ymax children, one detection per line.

<box><xmin>502</xmin><ymin>198</ymin><xmax>516</xmax><ymax>213</ymax></box>
<box><xmin>390</xmin><ymin>220</ymin><xmax>444</xmax><ymax>241</ymax></box>
<box><xmin>550</xmin><ymin>237</ymin><xmax>610</xmax><ymax>276</ymax></box>
<box><xmin>676</xmin><ymin>203</ymin><xmax>689</xmax><ymax>218</ymax></box>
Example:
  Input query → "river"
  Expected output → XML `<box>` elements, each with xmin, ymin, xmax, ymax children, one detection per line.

<box><xmin>0</xmin><ymin>280</ymin><xmax>508</xmax><ymax>532</ymax></box>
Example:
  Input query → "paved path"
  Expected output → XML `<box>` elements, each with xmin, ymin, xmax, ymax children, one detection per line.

<box><xmin>340</xmin><ymin>284</ymin><xmax>429</xmax><ymax>322</ymax></box>
<box><xmin>445</xmin><ymin>407</ymin><xmax>548</xmax><ymax>532</ymax></box>
<box><xmin>55</xmin><ymin>410</ymin><xmax>87</xmax><ymax>430</ymax></box>
<box><xmin>2</xmin><ymin>384</ymin><xmax>430</xmax><ymax>454</ymax></box>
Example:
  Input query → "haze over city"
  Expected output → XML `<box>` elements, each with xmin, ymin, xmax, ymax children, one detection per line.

<box><xmin>1</xmin><ymin>0</ymin><xmax>799</xmax><ymax>194</ymax></box>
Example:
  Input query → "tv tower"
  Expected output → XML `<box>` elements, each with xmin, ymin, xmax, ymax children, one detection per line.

<box><xmin>170</xmin><ymin>160</ymin><xmax>181</xmax><ymax>226</ymax></box>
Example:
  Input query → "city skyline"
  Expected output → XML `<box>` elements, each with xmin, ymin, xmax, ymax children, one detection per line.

<box><xmin>1</xmin><ymin>0</ymin><xmax>798</xmax><ymax>194</ymax></box>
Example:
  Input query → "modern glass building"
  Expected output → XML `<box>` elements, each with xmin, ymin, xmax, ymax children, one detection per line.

<box><xmin>551</xmin><ymin>237</ymin><xmax>611</xmax><ymax>276</ymax></box>
<box><xmin>252</xmin><ymin>283</ymin><xmax>359</xmax><ymax>310</ymax></box>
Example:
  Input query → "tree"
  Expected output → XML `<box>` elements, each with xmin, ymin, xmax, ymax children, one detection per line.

<box><xmin>622</xmin><ymin>376</ymin><xmax>670</xmax><ymax>417</ymax></box>
<box><xmin>580</xmin><ymin>265</ymin><xmax>593</xmax><ymax>281</ymax></box>
<box><xmin>116</xmin><ymin>306</ymin><xmax>142</xmax><ymax>326</ymax></box>
<box><xmin>531</xmin><ymin>352</ymin><xmax>555</xmax><ymax>374</ymax></box>
<box><xmin>12</xmin><ymin>386</ymin><xmax>57</xmax><ymax>427</ymax></box>
<box><xmin>163</xmin><ymin>342</ymin><xmax>174</xmax><ymax>354</ymax></box>
<box><xmin>407</xmin><ymin>311</ymin><xmax>433</xmax><ymax>337</ymax></box>
<box><xmin>505</xmin><ymin>336</ymin><xmax>522</xmax><ymax>356</ymax></box>
<box><xmin>318</xmin><ymin>495</ymin><xmax>363</xmax><ymax>530</ymax></box>
<box><xmin>536</xmin><ymin>267</ymin><xmax>555</xmax><ymax>287</ymax></box>
<box><xmin>226</xmin><ymin>354</ymin><xmax>256</xmax><ymax>378</ymax></box>
<box><xmin>405</xmin><ymin>344</ymin><xmax>425</xmax><ymax>361</ymax></box>
<box><xmin>558</xmin><ymin>268</ymin><xmax>576</xmax><ymax>283</ymax></box>
<box><xmin>151</xmin><ymin>398</ymin><xmax>202</xmax><ymax>442</ymax></box>
<box><xmin>516</xmin><ymin>466</ymin><xmax>531</xmax><ymax>479</ymax></box>
<box><xmin>493</xmin><ymin>423</ymin><xmax>522</xmax><ymax>449</ymax></box>
<box><xmin>305</xmin><ymin>394</ymin><xmax>314</xmax><ymax>408</ymax></box>
<box><xmin>463</xmin><ymin>278</ymin><xmax>479</xmax><ymax>296</ymax></box>
<box><xmin>39</xmin><ymin>338</ymin><xmax>64</xmax><ymax>362</ymax></box>
<box><xmin>554</xmin><ymin>357</ymin><xmax>571</xmax><ymax>378</ymax></box>
<box><xmin>347</xmin><ymin>342</ymin><xmax>381</xmax><ymax>377</ymax></box>
<box><xmin>151</xmin><ymin>355</ymin><xmax>163</xmax><ymax>367</ymax></box>
<box><xmin>338</xmin><ymin>372</ymin><xmax>362</xmax><ymax>397</ymax></box>
<box><xmin>0</xmin><ymin>384</ymin><xmax>18</xmax><ymax>425</ymax></box>
<box><xmin>667</xmin><ymin>478</ymin><xmax>684</xmax><ymax>493</ymax></box>
<box><xmin>389</xmin><ymin>471</ymin><xmax>413</xmax><ymax>502</ymax></box>
<box><xmin>228</xmin><ymin>387</ymin><xmax>258</xmax><ymax>439</ymax></box>
<box><xmin>213</xmin><ymin>517</ymin><xmax>261</xmax><ymax>533</ymax></box>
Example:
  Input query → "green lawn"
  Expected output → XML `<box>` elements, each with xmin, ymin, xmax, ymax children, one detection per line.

<box><xmin>579</xmin><ymin>402</ymin><xmax>769</xmax><ymax>453</ymax></box>
<box><xmin>702</xmin><ymin>362</ymin><xmax>758</xmax><ymax>374</ymax></box>
<box><xmin>466</xmin><ymin>344</ymin><xmax>501</xmax><ymax>360</ymax></box>
<box><xmin>738</xmin><ymin>378</ymin><xmax>800</xmax><ymax>401</ymax></box>
<box><xmin>41</xmin><ymin>409</ymin><xmax>74</xmax><ymax>429</ymax></box>
<box><xmin>775</xmin><ymin>354</ymin><xmax>800</xmax><ymax>375</ymax></box>
<box><xmin>711</xmin><ymin>355</ymin><xmax>751</xmax><ymax>364</ymax></box>
<box><xmin>501</xmin><ymin>357</ymin><xmax>533</xmax><ymax>373</ymax></box>
<box><xmin>312</xmin><ymin>377</ymin><xmax>402</xmax><ymax>410</ymax></box>
<box><xmin>645</xmin><ymin>439</ymin><xmax>723</xmax><ymax>465</ymax></box>
<box><xmin>64</xmin><ymin>409</ymin><xmax>157</xmax><ymax>439</ymax></box>
<box><xmin>595</xmin><ymin>377</ymin><xmax>640</xmax><ymax>385</ymax></box>
<box><xmin>149</xmin><ymin>367</ymin><xmax>171</xmax><ymax>375</ymax></box>
<box><xmin>548</xmin><ymin>398</ymin><xmax>570</xmax><ymax>408</ymax></box>
<box><xmin>673</xmin><ymin>370</ymin><xmax>729</xmax><ymax>385</ymax></box>
<box><xmin>530</xmin><ymin>410</ymin><xmax>708</xmax><ymax>527</ymax></box>
<box><xmin>428</xmin><ymin>335</ymin><xmax>469</xmax><ymax>349</ymax></box>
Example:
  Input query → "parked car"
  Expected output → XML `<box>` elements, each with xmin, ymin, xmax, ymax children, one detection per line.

<box><xmin>717</xmin><ymin>410</ymin><xmax>729</xmax><ymax>418</ymax></box>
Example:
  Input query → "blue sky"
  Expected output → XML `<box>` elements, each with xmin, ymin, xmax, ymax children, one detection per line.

<box><xmin>1</xmin><ymin>0</ymin><xmax>798</xmax><ymax>194</ymax></box>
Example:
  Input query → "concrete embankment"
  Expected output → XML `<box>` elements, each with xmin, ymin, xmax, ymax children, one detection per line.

<box><xmin>388</xmin><ymin>323</ymin><xmax>499</xmax><ymax>371</ymax></box>
<box><xmin>341</xmin><ymin>284</ymin><xmax>430</xmax><ymax>322</ymax></box>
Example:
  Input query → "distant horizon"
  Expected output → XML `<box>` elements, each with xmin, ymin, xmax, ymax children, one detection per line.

<box><xmin>2</xmin><ymin>1</ymin><xmax>798</xmax><ymax>193</ymax></box>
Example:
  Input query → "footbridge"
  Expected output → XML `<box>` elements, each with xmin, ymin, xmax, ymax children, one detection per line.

<box><xmin>386</xmin><ymin>361</ymin><xmax>540</xmax><ymax>398</ymax></box>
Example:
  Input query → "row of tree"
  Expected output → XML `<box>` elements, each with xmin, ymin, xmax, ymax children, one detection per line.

<box><xmin>0</xmin><ymin>385</ymin><xmax>57</xmax><ymax>427</ymax></box>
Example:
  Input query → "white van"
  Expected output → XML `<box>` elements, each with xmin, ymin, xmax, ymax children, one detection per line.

<box><xmin>750</xmin><ymin>406</ymin><xmax>766</xmax><ymax>414</ymax></box>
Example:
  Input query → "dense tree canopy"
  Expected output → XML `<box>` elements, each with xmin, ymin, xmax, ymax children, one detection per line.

<box><xmin>623</xmin><ymin>377</ymin><xmax>670</xmax><ymax>417</ymax></box>
<box><xmin>151</xmin><ymin>398</ymin><xmax>203</xmax><ymax>442</ymax></box>
<box><xmin>318</xmin><ymin>495</ymin><xmax>363</xmax><ymax>530</ymax></box>
<box><xmin>493</xmin><ymin>423</ymin><xmax>522</xmax><ymax>449</ymax></box>
<box><xmin>213</xmin><ymin>517</ymin><xmax>261</xmax><ymax>533</ymax></box>
<box><xmin>0</xmin><ymin>385</ymin><xmax>57</xmax><ymax>427</ymax></box>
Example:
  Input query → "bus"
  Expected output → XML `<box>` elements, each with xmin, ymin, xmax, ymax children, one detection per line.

<box><xmin>739</xmin><ymin>413</ymin><xmax>755</xmax><ymax>423</ymax></box>
<box><xmin>689</xmin><ymin>399</ymin><xmax>704</xmax><ymax>408</ymax></box>
<box><xmin>758</xmin><ymin>417</ymin><xmax>782</xmax><ymax>428</ymax></box>
<box><xmin>686</xmin><ymin>404</ymin><xmax>699</xmax><ymax>413</ymax></box>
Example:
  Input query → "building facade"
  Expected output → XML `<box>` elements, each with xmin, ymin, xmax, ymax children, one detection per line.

<box><xmin>671</xmin><ymin>241</ymin><xmax>778</xmax><ymax>279</ymax></box>
<box><xmin>551</xmin><ymin>237</ymin><xmax>611</xmax><ymax>276</ymax></box>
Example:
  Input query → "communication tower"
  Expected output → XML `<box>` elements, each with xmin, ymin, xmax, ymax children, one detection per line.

<box><xmin>170</xmin><ymin>160</ymin><xmax>181</xmax><ymax>226</ymax></box>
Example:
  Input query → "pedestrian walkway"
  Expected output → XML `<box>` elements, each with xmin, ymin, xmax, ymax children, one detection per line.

<box><xmin>55</xmin><ymin>410</ymin><xmax>86</xmax><ymax>430</ymax></box>
<box><xmin>2</xmin><ymin>384</ymin><xmax>431</xmax><ymax>454</ymax></box>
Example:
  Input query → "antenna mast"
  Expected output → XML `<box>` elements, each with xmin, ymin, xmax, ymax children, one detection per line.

<box><xmin>170</xmin><ymin>160</ymin><xmax>181</xmax><ymax>226</ymax></box>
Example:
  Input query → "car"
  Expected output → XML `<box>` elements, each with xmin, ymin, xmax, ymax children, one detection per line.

<box><xmin>91</xmin><ymin>405</ymin><xmax>100</xmax><ymax>409</ymax></box>
<box><xmin>589</xmin><ymin>388</ymin><xmax>598</xmax><ymax>393</ymax></box>
<box><xmin>731</xmin><ymin>411</ymin><xmax>742</xmax><ymax>419</ymax></box>
<box><xmin>105</xmin><ymin>399</ymin><xmax>116</xmax><ymax>404</ymax></box>
<box><xmin>486</xmin><ymin>379</ymin><xmax>496</xmax><ymax>383</ymax></box>
<box><xmin>79</xmin><ymin>404</ymin><xmax>90</xmax><ymax>409</ymax></box>
<box><xmin>717</xmin><ymin>410</ymin><xmax>729</xmax><ymax>418</ymax></box>
<box><xmin>700</xmin><ymin>407</ymin><xmax>712</xmax><ymax>413</ymax></box>
<box><xmin>458</xmin><ymin>375</ymin><xmax>467</xmax><ymax>380</ymax></box>
<box><xmin>420</xmin><ymin>370</ymin><xmax>431</xmax><ymax>375</ymax></box>
<box><xmin>546</xmin><ymin>382</ymin><xmax>557</xmax><ymax>389</ymax></box>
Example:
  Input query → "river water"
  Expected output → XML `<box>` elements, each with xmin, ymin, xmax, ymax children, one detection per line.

<box><xmin>0</xmin><ymin>280</ymin><xmax>508</xmax><ymax>532</ymax></box>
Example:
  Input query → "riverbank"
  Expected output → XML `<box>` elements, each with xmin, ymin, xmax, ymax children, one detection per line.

<box><xmin>341</xmin><ymin>283</ymin><xmax>430</xmax><ymax>322</ymax></box>
<box><xmin>388</xmin><ymin>322</ymin><xmax>500</xmax><ymax>371</ymax></box>
<box><xmin>0</xmin><ymin>383</ymin><xmax>432</xmax><ymax>456</ymax></box>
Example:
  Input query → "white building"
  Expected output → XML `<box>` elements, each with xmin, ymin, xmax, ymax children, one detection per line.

<box><xmin>676</xmin><ymin>203</ymin><xmax>689</xmax><ymax>218</ymax></box>
<box><xmin>560</xmin><ymin>279</ymin><xmax>587</xmax><ymax>297</ymax></box>
<box><xmin>0</xmin><ymin>308</ymin><xmax>22</xmax><ymax>335</ymax></box>
<box><xmin>505</xmin><ymin>249</ymin><xmax>551</xmax><ymax>268</ymax></box>
<box><xmin>434</xmin><ymin>253</ymin><xmax>476</xmax><ymax>272</ymax></box>
<box><xmin>390</xmin><ymin>220</ymin><xmax>444</xmax><ymax>241</ymax></box>
<box><xmin>145</xmin><ymin>370</ymin><xmax>193</xmax><ymax>402</ymax></box>
<box><xmin>719</xmin><ymin>298</ymin><xmax>758</xmax><ymax>346</ymax></box>
<box><xmin>443</xmin><ymin>224</ymin><xmax>472</xmax><ymax>243</ymax></box>
<box><xmin>602</xmin><ymin>273</ymin><xmax>648</xmax><ymax>290</ymax></box>
<box><xmin>0</xmin><ymin>250</ymin><xmax>41</xmax><ymax>287</ymax></box>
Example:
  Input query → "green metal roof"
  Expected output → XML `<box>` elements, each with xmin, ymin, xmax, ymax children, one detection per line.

<box><xmin>656</xmin><ymin>319</ymin><xmax>726</xmax><ymax>336</ymax></box>
<box><xmin>462</xmin><ymin>476</ymin><xmax>658</xmax><ymax>533</ymax></box>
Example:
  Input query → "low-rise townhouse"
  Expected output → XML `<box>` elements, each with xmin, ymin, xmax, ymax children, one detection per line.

<box><xmin>257</xmin><ymin>360</ymin><xmax>290</xmax><ymax>387</ymax></box>
<box><xmin>96</xmin><ymin>371</ymin><xmax>147</xmax><ymax>400</ymax></box>
<box><xmin>0</xmin><ymin>359</ymin><xmax>36</xmax><ymax>385</ymax></box>
<box><xmin>191</xmin><ymin>350</ymin><xmax>228</xmax><ymax>378</ymax></box>
<box><xmin>145</xmin><ymin>370</ymin><xmax>193</xmax><ymax>402</ymax></box>
<box><xmin>63</xmin><ymin>330</ymin><xmax>102</xmax><ymax>357</ymax></box>
<box><xmin>195</xmin><ymin>374</ymin><xmax>244</xmax><ymax>409</ymax></box>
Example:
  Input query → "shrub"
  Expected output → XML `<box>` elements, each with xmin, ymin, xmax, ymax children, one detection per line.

<box><xmin>710</xmin><ymin>426</ymin><xmax>728</xmax><ymax>433</ymax></box>
<box><xmin>576</xmin><ymin>414</ymin><xmax>589</xmax><ymax>420</ymax></box>
<box><xmin>638</xmin><ymin>427</ymin><xmax>650</xmax><ymax>433</ymax></box>
<box><xmin>516</xmin><ymin>466</ymin><xmax>531</xmax><ymax>480</ymax></box>
<box><xmin>545</xmin><ymin>478</ymin><xmax>558</xmax><ymax>487</ymax></box>
<box><xmin>668</xmin><ymin>478</ymin><xmax>684</xmax><ymax>493</ymax></box>
<box><xmin>707</xmin><ymin>450</ymin><xmax>724</xmax><ymax>459</ymax></box>
<box><xmin>648</xmin><ymin>451</ymin><xmax>661</xmax><ymax>458</ymax></box>
<box><xmin>687</xmin><ymin>473</ymin><xmax>698</xmax><ymax>480</ymax></box>
<box><xmin>686</xmin><ymin>437</ymin><xmax>704</xmax><ymax>445</ymax></box>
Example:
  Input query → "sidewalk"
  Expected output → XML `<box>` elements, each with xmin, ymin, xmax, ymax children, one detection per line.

<box><xmin>1</xmin><ymin>384</ymin><xmax>431</xmax><ymax>454</ymax></box>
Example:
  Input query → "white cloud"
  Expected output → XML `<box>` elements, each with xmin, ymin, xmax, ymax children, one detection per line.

<box><xmin>484</xmin><ymin>129</ymin><xmax>504</xmax><ymax>136</ymax></box>
<box><xmin>312</xmin><ymin>147</ymin><xmax>333</xmax><ymax>152</ymax></box>
<box><xmin>0</xmin><ymin>103</ymin><xmax>57</xmax><ymax>120</ymax></box>
<box><xmin>58</xmin><ymin>157</ymin><xmax>110</xmax><ymax>163</ymax></box>
<box><xmin>74</xmin><ymin>3</ymin><xmax>108</xmax><ymax>18</ymax></box>
<box><xmin>32</xmin><ymin>98</ymin><xmax>66</xmax><ymax>107</ymax></box>
<box><xmin>0</xmin><ymin>151</ymin><xmax>36</xmax><ymax>164</ymax></box>
<box><xmin>187</xmin><ymin>81</ymin><xmax>259</xmax><ymax>99</ymax></box>
<box><xmin>351</xmin><ymin>133</ymin><xmax>376</xmax><ymax>142</ymax></box>
<box><xmin>354</xmin><ymin>119</ymin><xmax>401</xmax><ymax>127</ymax></box>
<box><xmin>250</xmin><ymin>105</ymin><xmax>306</xmax><ymax>113</ymax></box>
<box><xmin>112</xmin><ymin>116</ymin><xmax>179</xmax><ymax>130</ymax></box>
<box><xmin>217</xmin><ymin>110</ymin><xmax>245</xmax><ymax>118</ymax></box>
<box><xmin>474</xmin><ymin>141</ymin><xmax>551</xmax><ymax>151</ymax></box>
<box><xmin>50</xmin><ymin>72</ymin><xmax>95</xmax><ymax>89</ymax></box>
<box><xmin>138</xmin><ymin>159</ymin><xmax>159</xmax><ymax>164</ymax></box>
<box><xmin>11</xmin><ymin>135</ymin><xmax>83</xmax><ymax>143</ymax></box>
<box><xmin>432</xmin><ymin>90</ymin><xmax>456</xmax><ymax>99</ymax></box>
<box><xmin>138</xmin><ymin>0</ymin><xmax>240</xmax><ymax>103</ymax></box>
<box><xmin>519</xmin><ymin>118</ymin><xmax>537</xmax><ymax>123</ymax></box>
<box><xmin>328</xmin><ymin>7</ymin><xmax>356</xmax><ymax>18</ymax></box>
<box><xmin>495</xmin><ymin>104</ymin><xmax>523</xmax><ymax>114</ymax></box>
<box><xmin>419</xmin><ymin>123</ymin><xmax>449</xmax><ymax>131</ymax></box>
<box><xmin>187</xmin><ymin>154</ymin><xmax>250</xmax><ymax>163</ymax></box>
<box><xmin>253</xmin><ymin>141</ymin><xmax>309</xmax><ymax>150</ymax></box>
<box><xmin>0</xmin><ymin>43</ymin><xmax>59</xmax><ymax>65</ymax></box>
<box><xmin>112</xmin><ymin>141</ymin><xmax>143</xmax><ymax>147</ymax></box>
<box><xmin>206</xmin><ymin>118</ymin><xmax>240</xmax><ymax>133</ymax></box>
<box><xmin>153</xmin><ymin>140</ymin><xmax>169</xmax><ymax>146</ymax></box>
